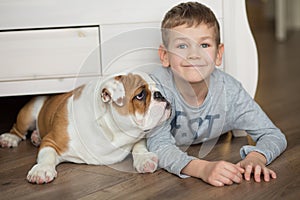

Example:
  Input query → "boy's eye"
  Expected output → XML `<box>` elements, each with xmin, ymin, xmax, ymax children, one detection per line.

<box><xmin>200</xmin><ymin>43</ymin><xmax>209</xmax><ymax>48</ymax></box>
<box><xmin>177</xmin><ymin>44</ymin><xmax>188</xmax><ymax>49</ymax></box>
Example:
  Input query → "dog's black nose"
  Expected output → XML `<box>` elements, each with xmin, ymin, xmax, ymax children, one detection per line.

<box><xmin>153</xmin><ymin>91</ymin><xmax>165</xmax><ymax>101</ymax></box>
<box><xmin>154</xmin><ymin>91</ymin><xmax>171</xmax><ymax>109</ymax></box>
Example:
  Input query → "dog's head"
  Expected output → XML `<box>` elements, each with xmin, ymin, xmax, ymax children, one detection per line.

<box><xmin>100</xmin><ymin>72</ymin><xmax>171</xmax><ymax>133</ymax></box>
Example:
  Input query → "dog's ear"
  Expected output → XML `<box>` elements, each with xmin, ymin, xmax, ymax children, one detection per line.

<box><xmin>101</xmin><ymin>77</ymin><xmax>125</xmax><ymax>107</ymax></box>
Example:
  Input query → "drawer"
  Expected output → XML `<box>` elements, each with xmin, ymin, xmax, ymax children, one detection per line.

<box><xmin>0</xmin><ymin>0</ymin><xmax>222</xmax><ymax>30</ymax></box>
<box><xmin>0</xmin><ymin>27</ymin><xmax>101</xmax><ymax>81</ymax></box>
<box><xmin>101</xmin><ymin>22</ymin><xmax>162</xmax><ymax>75</ymax></box>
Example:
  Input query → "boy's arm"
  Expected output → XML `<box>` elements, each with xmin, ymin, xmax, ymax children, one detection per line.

<box><xmin>228</xmin><ymin>82</ymin><xmax>286</xmax><ymax>181</ymax></box>
<box><xmin>147</xmin><ymin>125</ymin><xmax>245</xmax><ymax>187</ymax></box>
<box><xmin>147</xmin><ymin>123</ymin><xmax>195</xmax><ymax>178</ymax></box>
<box><xmin>229</xmin><ymin>82</ymin><xmax>287</xmax><ymax>164</ymax></box>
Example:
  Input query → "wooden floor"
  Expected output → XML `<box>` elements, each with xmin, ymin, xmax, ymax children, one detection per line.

<box><xmin>1</xmin><ymin>1</ymin><xmax>299</xmax><ymax>199</ymax></box>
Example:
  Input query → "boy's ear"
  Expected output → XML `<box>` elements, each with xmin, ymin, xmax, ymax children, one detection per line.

<box><xmin>215</xmin><ymin>43</ymin><xmax>224</xmax><ymax>66</ymax></box>
<box><xmin>158</xmin><ymin>44</ymin><xmax>170</xmax><ymax>67</ymax></box>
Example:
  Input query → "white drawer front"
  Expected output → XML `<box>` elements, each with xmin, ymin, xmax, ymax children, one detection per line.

<box><xmin>0</xmin><ymin>27</ymin><xmax>101</xmax><ymax>81</ymax></box>
<box><xmin>101</xmin><ymin>23</ymin><xmax>161</xmax><ymax>75</ymax></box>
<box><xmin>0</xmin><ymin>0</ymin><xmax>222</xmax><ymax>30</ymax></box>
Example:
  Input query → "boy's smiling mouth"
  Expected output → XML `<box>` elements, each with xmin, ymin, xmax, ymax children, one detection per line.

<box><xmin>183</xmin><ymin>64</ymin><xmax>208</xmax><ymax>68</ymax></box>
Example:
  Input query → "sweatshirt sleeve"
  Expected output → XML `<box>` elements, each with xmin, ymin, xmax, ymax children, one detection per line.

<box><xmin>147</xmin><ymin>120</ymin><xmax>196</xmax><ymax>178</ymax></box>
<box><xmin>229</xmin><ymin>82</ymin><xmax>287</xmax><ymax>165</ymax></box>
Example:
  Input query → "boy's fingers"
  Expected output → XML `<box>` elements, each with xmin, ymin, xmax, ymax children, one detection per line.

<box><xmin>270</xmin><ymin>169</ymin><xmax>277</xmax><ymax>179</ymax></box>
<box><xmin>223</xmin><ymin>170</ymin><xmax>242</xmax><ymax>183</ymax></box>
<box><xmin>263</xmin><ymin>168</ymin><xmax>277</xmax><ymax>181</ymax></box>
<box><xmin>232</xmin><ymin>174</ymin><xmax>242</xmax><ymax>183</ymax></box>
<box><xmin>237</xmin><ymin>165</ymin><xmax>245</xmax><ymax>173</ymax></box>
<box><xmin>236</xmin><ymin>161</ymin><xmax>277</xmax><ymax>182</ymax></box>
<box><xmin>218</xmin><ymin>175</ymin><xmax>234</xmax><ymax>186</ymax></box>
<box><xmin>229</xmin><ymin>162</ymin><xmax>244</xmax><ymax>172</ymax></box>
<box><xmin>211</xmin><ymin>180</ymin><xmax>224</xmax><ymax>187</ymax></box>
<box><xmin>244</xmin><ymin>165</ymin><xmax>253</xmax><ymax>181</ymax></box>
<box><xmin>254</xmin><ymin>165</ymin><xmax>262</xmax><ymax>182</ymax></box>
<box><xmin>263</xmin><ymin>168</ymin><xmax>270</xmax><ymax>182</ymax></box>
<box><xmin>223</xmin><ymin>165</ymin><xmax>242</xmax><ymax>183</ymax></box>
<box><xmin>235</xmin><ymin>162</ymin><xmax>245</xmax><ymax>173</ymax></box>
<box><xmin>224</xmin><ymin>164</ymin><xmax>243</xmax><ymax>178</ymax></box>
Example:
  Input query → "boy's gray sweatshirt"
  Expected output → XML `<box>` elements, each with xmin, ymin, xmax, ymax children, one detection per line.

<box><xmin>147</xmin><ymin>67</ymin><xmax>287</xmax><ymax>178</ymax></box>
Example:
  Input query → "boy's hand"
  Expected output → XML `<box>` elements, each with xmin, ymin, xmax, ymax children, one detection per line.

<box><xmin>236</xmin><ymin>151</ymin><xmax>277</xmax><ymax>182</ymax></box>
<box><xmin>201</xmin><ymin>160</ymin><xmax>244</xmax><ymax>187</ymax></box>
<box><xmin>182</xmin><ymin>159</ymin><xmax>244</xmax><ymax>187</ymax></box>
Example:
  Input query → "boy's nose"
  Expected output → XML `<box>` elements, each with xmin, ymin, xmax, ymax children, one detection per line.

<box><xmin>187</xmin><ymin>46</ymin><xmax>202</xmax><ymax>60</ymax></box>
<box><xmin>187</xmin><ymin>54</ymin><xmax>201</xmax><ymax>60</ymax></box>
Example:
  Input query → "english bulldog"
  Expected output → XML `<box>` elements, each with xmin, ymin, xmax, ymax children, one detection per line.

<box><xmin>0</xmin><ymin>72</ymin><xmax>171</xmax><ymax>184</ymax></box>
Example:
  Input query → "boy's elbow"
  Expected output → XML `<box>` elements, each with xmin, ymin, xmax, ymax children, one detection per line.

<box><xmin>281</xmin><ymin>133</ymin><xmax>288</xmax><ymax>152</ymax></box>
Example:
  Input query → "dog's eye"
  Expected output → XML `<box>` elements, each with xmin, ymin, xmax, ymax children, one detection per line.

<box><xmin>134</xmin><ymin>89</ymin><xmax>147</xmax><ymax>101</ymax></box>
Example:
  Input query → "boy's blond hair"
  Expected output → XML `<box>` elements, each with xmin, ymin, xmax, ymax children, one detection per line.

<box><xmin>161</xmin><ymin>2</ymin><xmax>220</xmax><ymax>47</ymax></box>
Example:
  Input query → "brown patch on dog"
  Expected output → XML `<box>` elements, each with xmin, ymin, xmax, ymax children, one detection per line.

<box><xmin>73</xmin><ymin>85</ymin><xmax>85</xmax><ymax>100</ymax></box>
<box><xmin>112</xmin><ymin>74</ymin><xmax>151</xmax><ymax>117</ymax></box>
<box><xmin>9</xmin><ymin>97</ymin><xmax>42</xmax><ymax>139</ymax></box>
<box><xmin>38</xmin><ymin>92</ymin><xmax>72</xmax><ymax>155</ymax></box>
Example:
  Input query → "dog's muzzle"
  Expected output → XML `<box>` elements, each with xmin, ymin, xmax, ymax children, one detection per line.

<box><xmin>153</xmin><ymin>91</ymin><xmax>171</xmax><ymax>110</ymax></box>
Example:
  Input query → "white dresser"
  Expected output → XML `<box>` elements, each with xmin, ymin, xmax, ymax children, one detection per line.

<box><xmin>0</xmin><ymin>0</ymin><xmax>257</xmax><ymax>98</ymax></box>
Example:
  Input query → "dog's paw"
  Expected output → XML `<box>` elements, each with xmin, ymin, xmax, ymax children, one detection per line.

<box><xmin>27</xmin><ymin>164</ymin><xmax>57</xmax><ymax>184</ymax></box>
<box><xmin>30</xmin><ymin>130</ymin><xmax>41</xmax><ymax>147</ymax></box>
<box><xmin>133</xmin><ymin>152</ymin><xmax>158</xmax><ymax>173</ymax></box>
<box><xmin>0</xmin><ymin>133</ymin><xmax>22</xmax><ymax>148</ymax></box>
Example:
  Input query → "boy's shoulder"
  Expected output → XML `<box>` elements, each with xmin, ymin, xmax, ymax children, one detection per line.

<box><xmin>211</xmin><ymin>68</ymin><xmax>246</xmax><ymax>98</ymax></box>
<box><xmin>212</xmin><ymin>68</ymin><xmax>242</xmax><ymax>87</ymax></box>
<box><xmin>212</xmin><ymin>68</ymin><xmax>235</xmax><ymax>81</ymax></box>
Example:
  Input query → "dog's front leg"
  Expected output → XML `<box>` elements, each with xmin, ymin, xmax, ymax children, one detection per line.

<box><xmin>132</xmin><ymin>139</ymin><xmax>158</xmax><ymax>173</ymax></box>
<box><xmin>27</xmin><ymin>147</ymin><xmax>59</xmax><ymax>184</ymax></box>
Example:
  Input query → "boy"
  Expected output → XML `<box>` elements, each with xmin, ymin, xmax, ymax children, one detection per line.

<box><xmin>147</xmin><ymin>2</ymin><xmax>287</xmax><ymax>187</ymax></box>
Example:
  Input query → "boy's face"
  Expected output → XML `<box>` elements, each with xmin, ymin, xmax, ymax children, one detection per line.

<box><xmin>159</xmin><ymin>23</ymin><xmax>224</xmax><ymax>84</ymax></box>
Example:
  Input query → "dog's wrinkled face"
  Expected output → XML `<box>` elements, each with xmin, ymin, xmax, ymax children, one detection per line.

<box><xmin>101</xmin><ymin>72</ymin><xmax>171</xmax><ymax>133</ymax></box>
